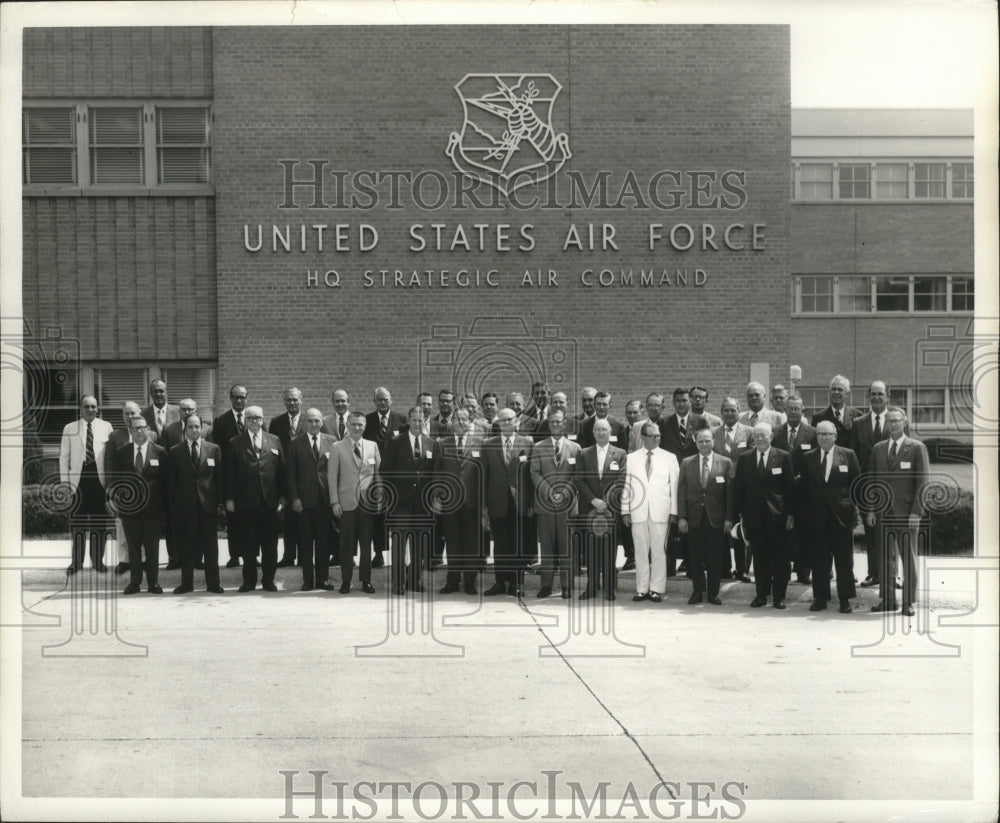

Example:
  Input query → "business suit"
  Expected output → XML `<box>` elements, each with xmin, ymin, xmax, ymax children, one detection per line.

<box><xmin>810</xmin><ymin>405</ymin><xmax>863</xmax><ymax>448</ymax></box>
<box><xmin>530</xmin><ymin>436</ymin><xmax>582</xmax><ymax>592</ymax></box>
<box><xmin>270</xmin><ymin>412</ymin><xmax>304</xmax><ymax>564</ymax></box>
<box><xmin>321</xmin><ymin>413</ymin><xmax>350</xmax><ymax>441</ymax></box>
<box><xmin>712</xmin><ymin>422</ymin><xmax>754</xmax><ymax>460</ymax></box>
<box><xmin>168</xmin><ymin>437</ymin><xmax>223</xmax><ymax>590</ymax></box>
<box><xmin>577</xmin><ymin>415</ymin><xmax>628</xmax><ymax>450</ymax></box>
<box><xmin>869</xmin><ymin>435</ymin><xmax>929</xmax><ymax>610</ymax></box>
<box><xmin>574</xmin><ymin>443</ymin><xmax>626</xmax><ymax>597</ymax></box>
<box><xmin>381</xmin><ymin>430</ymin><xmax>443</xmax><ymax>592</ymax></box>
<box><xmin>850</xmin><ymin>410</ymin><xmax>901</xmax><ymax>585</ymax></box>
<box><xmin>115</xmin><ymin>439</ymin><xmax>168</xmax><ymax>589</ymax></box>
<box><xmin>481</xmin><ymin>434</ymin><xmax>534</xmax><ymax>593</ymax></box>
<box><xmin>210</xmin><ymin>408</ymin><xmax>246</xmax><ymax>562</ymax></box>
<box><xmin>287</xmin><ymin>431</ymin><xmax>337</xmax><ymax>589</ymax></box>
<box><xmin>59</xmin><ymin>416</ymin><xmax>114</xmax><ymax>569</ymax></box>
<box><xmin>141</xmin><ymin>403</ymin><xmax>180</xmax><ymax>439</ymax></box>
<box><xmin>733</xmin><ymin>447</ymin><xmax>795</xmax><ymax>604</ymax></box>
<box><xmin>105</xmin><ymin>426</ymin><xmax>141</xmax><ymax>567</ymax></box>
<box><xmin>364</xmin><ymin>409</ymin><xmax>408</xmax><ymax>559</ymax></box>
<box><xmin>224</xmin><ymin>430</ymin><xmax>284</xmax><ymax>590</ymax></box>
<box><xmin>798</xmin><ymin>444</ymin><xmax>861</xmax><ymax>605</ymax></box>
<box><xmin>438</xmin><ymin>434</ymin><xmax>486</xmax><ymax>590</ymax></box>
<box><xmin>622</xmin><ymin>446</ymin><xmax>679</xmax><ymax>597</ymax></box>
<box><xmin>659</xmin><ymin>413</ymin><xmax>708</xmax><ymax>460</ymax></box>
<box><xmin>772</xmin><ymin>420</ymin><xmax>818</xmax><ymax>581</ymax></box>
<box><xmin>677</xmin><ymin>452</ymin><xmax>734</xmax><ymax>600</ymax></box>
<box><xmin>738</xmin><ymin>407</ymin><xmax>786</xmax><ymax>429</ymax></box>
<box><xmin>329</xmin><ymin>436</ymin><xmax>380</xmax><ymax>588</ymax></box>
<box><xmin>163</xmin><ymin>418</ymin><xmax>211</xmax><ymax>450</ymax></box>
<box><xmin>494</xmin><ymin>414</ymin><xmax>542</xmax><ymax>440</ymax></box>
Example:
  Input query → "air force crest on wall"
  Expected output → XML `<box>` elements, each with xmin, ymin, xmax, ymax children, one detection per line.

<box><xmin>446</xmin><ymin>73</ymin><xmax>571</xmax><ymax>198</ymax></box>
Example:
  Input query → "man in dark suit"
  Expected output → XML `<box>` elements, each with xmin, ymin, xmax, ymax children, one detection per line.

<box><xmin>577</xmin><ymin>391</ymin><xmax>628</xmax><ymax>450</ymax></box>
<box><xmin>481</xmin><ymin>408</ymin><xmax>534</xmax><ymax>598</ymax></box>
<box><xmin>521</xmin><ymin>380</ymin><xmax>551</xmax><ymax>424</ymax></box>
<box><xmin>320</xmin><ymin>388</ymin><xmax>351</xmax><ymax>441</ymax></box>
<box><xmin>270</xmin><ymin>387</ymin><xmax>304</xmax><ymax>567</ymax></box>
<box><xmin>850</xmin><ymin>380</ymin><xmax>896</xmax><ymax>589</ymax></box>
<box><xmin>532</xmin><ymin>391</ymin><xmax>578</xmax><ymax>442</ymax></box>
<box><xmin>866</xmin><ymin>408</ymin><xmax>929</xmax><ymax>617</ymax></box>
<box><xmin>364</xmin><ymin>387</ymin><xmax>409</xmax><ymax>568</ymax></box>
<box><xmin>575</xmin><ymin>386</ymin><xmax>597</xmax><ymax>423</ymax></box>
<box><xmin>112</xmin><ymin>417</ymin><xmax>168</xmax><ymax>594</ymax></box>
<box><xmin>810</xmin><ymin>374</ymin><xmax>863</xmax><ymax>448</ymax></box>
<box><xmin>618</xmin><ymin>399</ymin><xmax>643</xmax><ymax>571</ymax></box>
<box><xmin>141</xmin><ymin>378</ymin><xmax>180</xmax><ymax>440</ymax></box>
<box><xmin>105</xmin><ymin>401</ymin><xmax>146</xmax><ymax>575</ymax></box>
<box><xmin>287</xmin><ymin>408</ymin><xmax>337</xmax><ymax>591</ymax></box>
<box><xmin>660</xmin><ymin>388</ymin><xmax>708</xmax><ymax>576</ymax></box>
<box><xmin>224</xmin><ymin>405</ymin><xmax>284</xmax><ymax>592</ymax></box>
<box><xmin>772</xmin><ymin>395</ymin><xmax>818</xmax><ymax>584</ymax></box>
<box><xmin>381</xmin><ymin>406</ymin><xmax>443</xmax><ymax>594</ymax></box>
<box><xmin>437</xmin><ymin>410</ymin><xmax>485</xmax><ymax>595</ymax></box>
<box><xmin>677</xmin><ymin>428</ymin><xmax>734</xmax><ymax>605</ymax></box>
<box><xmin>210</xmin><ymin>384</ymin><xmax>249</xmax><ymax>568</ymax></box>
<box><xmin>798</xmin><ymin>421</ymin><xmax>861</xmax><ymax>613</ymax></box>
<box><xmin>713</xmin><ymin>396</ymin><xmax>754</xmax><ymax>582</ymax></box>
<box><xmin>163</xmin><ymin>398</ymin><xmax>212</xmax><ymax>450</ymax></box>
<box><xmin>574</xmin><ymin>418</ymin><xmax>626</xmax><ymax>600</ymax></box>
<box><xmin>733</xmin><ymin>423</ymin><xmax>795</xmax><ymax>609</ymax></box>
<box><xmin>167</xmin><ymin>414</ymin><xmax>223</xmax><ymax>594</ymax></box>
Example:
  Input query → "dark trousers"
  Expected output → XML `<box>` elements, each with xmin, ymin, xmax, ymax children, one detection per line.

<box><xmin>583</xmin><ymin>521</ymin><xmax>618</xmax><ymax>595</ymax></box>
<box><xmin>237</xmin><ymin>505</ymin><xmax>279</xmax><ymax>587</ymax></box>
<box><xmin>667</xmin><ymin>530</ymin><xmax>689</xmax><ymax>576</ymax></box>
<box><xmin>70</xmin><ymin>466</ymin><xmax>107</xmax><ymax>568</ymax></box>
<box><xmin>745</xmin><ymin>517</ymin><xmax>790</xmax><ymax>600</ymax></box>
<box><xmin>299</xmin><ymin>504</ymin><xmax>332</xmax><ymax>586</ymax></box>
<box><xmin>620</xmin><ymin>517</ymin><xmax>635</xmax><ymax>563</ymax></box>
<box><xmin>861</xmin><ymin>515</ymin><xmax>881</xmax><ymax>582</ymax></box>
<box><xmin>490</xmin><ymin>499</ymin><xmax>529</xmax><ymax>588</ymax></box>
<box><xmin>223</xmin><ymin>510</ymin><xmax>240</xmax><ymax>561</ymax></box>
<box><xmin>339</xmin><ymin>508</ymin><xmax>374</xmax><ymax>585</ymax></box>
<box><xmin>388</xmin><ymin>513</ymin><xmax>433</xmax><ymax>591</ymax></box>
<box><xmin>163</xmin><ymin>514</ymin><xmax>177</xmax><ymax>562</ymax></box>
<box><xmin>721</xmin><ymin>533</ymin><xmax>747</xmax><ymax>577</ymax></box>
<box><xmin>879</xmin><ymin>520</ymin><xmax>920</xmax><ymax>608</ymax></box>
<box><xmin>373</xmin><ymin>512</ymin><xmax>387</xmax><ymax>557</ymax></box>
<box><xmin>122</xmin><ymin>512</ymin><xmax>161</xmax><ymax>587</ymax></box>
<box><xmin>175</xmin><ymin>509</ymin><xmax>220</xmax><ymax>588</ymax></box>
<box><xmin>790</xmin><ymin>513</ymin><xmax>810</xmax><ymax>578</ymax></box>
<box><xmin>444</xmin><ymin>508</ymin><xmax>481</xmax><ymax>585</ymax></box>
<box><xmin>809</xmin><ymin>515</ymin><xmax>857</xmax><ymax>602</ymax></box>
<box><xmin>688</xmin><ymin>520</ymin><xmax>723</xmax><ymax>597</ymax></box>
<box><xmin>280</xmin><ymin>508</ymin><xmax>300</xmax><ymax>563</ymax></box>
<box><xmin>537</xmin><ymin>512</ymin><xmax>571</xmax><ymax>590</ymax></box>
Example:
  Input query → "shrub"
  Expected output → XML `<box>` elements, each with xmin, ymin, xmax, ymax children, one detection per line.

<box><xmin>929</xmin><ymin>489</ymin><xmax>974</xmax><ymax>554</ymax></box>
<box><xmin>22</xmin><ymin>484</ymin><xmax>71</xmax><ymax>537</ymax></box>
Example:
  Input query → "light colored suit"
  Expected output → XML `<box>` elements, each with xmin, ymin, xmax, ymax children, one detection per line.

<box><xmin>328</xmin><ymin>436</ymin><xmax>380</xmax><ymax>512</ymax></box>
<box><xmin>623</xmin><ymin>446</ymin><xmax>679</xmax><ymax>595</ymax></box>
<box><xmin>59</xmin><ymin>417</ymin><xmax>114</xmax><ymax>490</ymax></box>
<box><xmin>530</xmin><ymin>436</ymin><xmax>582</xmax><ymax>590</ymax></box>
<box><xmin>712</xmin><ymin>421</ymin><xmax>754</xmax><ymax>459</ymax></box>
<box><xmin>320</xmin><ymin>413</ymin><xmax>350</xmax><ymax>441</ymax></box>
<box><xmin>738</xmin><ymin>407</ymin><xmax>786</xmax><ymax>429</ymax></box>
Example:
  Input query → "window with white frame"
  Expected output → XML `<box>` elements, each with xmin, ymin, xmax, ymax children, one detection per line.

<box><xmin>798</xmin><ymin>163</ymin><xmax>833</xmax><ymax>200</ymax></box>
<box><xmin>913</xmin><ymin>162</ymin><xmax>946</xmax><ymax>198</ymax></box>
<box><xmin>951</xmin><ymin>276</ymin><xmax>974</xmax><ymax>311</ymax></box>
<box><xmin>792</xmin><ymin>159</ymin><xmax>973</xmax><ymax>202</ymax></box>
<box><xmin>23</xmin><ymin>101</ymin><xmax>212</xmax><ymax>191</ymax></box>
<box><xmin>838</xmin><ymin>163</ymin><xmax>870</xmax><ymax>199</ymax></box>
<box><xmin>795</xmin><ymin>275</ymin><xmax>972</xmax><ymax>315</ymax></box>
<box><xmin>951</xmin><ymin>162</ymin><xmax>974</xmax><ymax>198</ymax></box>
<box><xmin>875</xmin><ymin>162</ymin><xmax>908</xmax><ymax>199</ymax></box>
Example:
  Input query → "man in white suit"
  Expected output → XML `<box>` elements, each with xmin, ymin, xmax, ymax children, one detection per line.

<box><xmin>622</xmin><ymin>421</ymin><xmax>679</xmax><ymax>602</ymax></box>
<box><xmin>329</xmin><ymin>411</ymin><xmax>380</xmax><ymax>594</ymax></box>
<box><xmin>59</xmin><ymin>394</ymin><xmax>114</xmax><ymax>573</ymax></box>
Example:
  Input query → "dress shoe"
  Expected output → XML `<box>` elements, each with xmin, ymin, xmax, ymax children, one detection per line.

<box><xmin>408</xmin><ymin>583</ymin><xmax>427</xmax><ymax>593</ymax></box>
<box><xmin>262</xmin><ymin>582</ymin><xmax>277</xmax><ymax>592</ymax></box>
<box><xmin>750</xmin><ymin>596</ymin><xmax>767</xmax><ymax>607</ymax></box>
<box><xmin>362</xmin><ymin>583</ymin><xmax>376</xmax><ymax>594</ymax></box>
<box><xmin>439</xmin><ymin>583</ymin><xmax>460</xmax><ymax>594</ymax></box>
<box><xmin>632</xmin><ymin>593</ymin><xmax>648</xmax><ymax>602</ymax></box>
<box><xmin>115</xmin><ymin>562</ymin><xmax>130</xmax><ymax>576</ymax></box>
<box><xmin>165</xmin><ymin>561</ymin><xmax>181</xmax><ymax>571</ymax></box>
<box><xmin>148</xmin><ymin>584</ymin><xmax>163</xmax><ymax>594</ymax></box>
<box><xmin>708</xmin><ymin>596</ymin><xmax>722</xmax><ymax>605</ymax></box>
<box><xmin>372</xmin><ymin>555</ymin><xmax>385</xmax><ymax>568</ymax></box>
<box><xmin>225</xmin><ymin>558</ymin><xmax>241</xmax><ymax>568</ymax></box>
<box><xmin>276</xmin><ymin>558</ymin><xmax>295</xmax><ymax>568</ymax></box>
<box><xmin>484</xmin><ymin>583</ymin><xmax>507</xmax><ymax>596</ymax></box>
<box><xmin>339</xmin><ymin>582</ymin><xmax>351</xmax><ymax>594</ymax></box>
<box><xmin>94</xmin><ymin>563</ymin><xmax>108</xmax><ymax>572</ymax></box>
<box><xmin>66</xmin><ymin>564</ymin><xmax>81</xmax><ymax>575</ymax></box>
<box><xmin>123</xmin><ymin>583</ymin><xmax>140</xmax><ymax>595</ymax></box>
<box><xmin>809</xmin><ymin>599</ymin><xmax>828</xmax><ymax>612</ymax></box>
<box><xmin>317</xmin><ymin>582</ymin><xmax>335</xmax><ymax>591</ymax></box>
<box><xmin>902</xmin><ymin>606</ymin><xmax>915</xmax><ymax>617</ymax></box>
<box><xmin>301</xmin><ymin>583</ymin><xmax>314</xmax><ymax>592</ymax></box>
<box><xmin>736</xmin><ymin>575</ymin><xmax>752</xmax><ymax>583</ymax></box>
<box><xmin>620</xmin><ymin>560</ymin><xmax>636</xmax><ymax>571</ymax></box>
<box><xmin>773</xmin><ymin>599</ymin><xmax>786</xmax><ymax>610</ymax></box>
<box><xmin>688</xmin><ymin>592</ymin><xmax>703</xmax><ymax>605</ymax></box>
<box><xmin>464</xmin><ymin>585</ymin><xmax>477</xmax><ymax>595</ymax></box>
<box><xmin>173</xmin><ymin>584</ymin><xmax>193</xmax><ymax>594</ymax></box>
<box><xmin>207</xmin><ymin>585</ymin><xmax>224</xmax><ymax>594</ymax></box>
<box><xmin>871</xmin><ymin>602</ymin><xmax>899</xmax><ymax>612</ymax></box>
<box><xmin>537</xmin><ymin>586</ymin><xmax>553</xmax><ymax>598</ymax></box>
<box><xmin>859</xmin><ymin>576</ymin><xmax>879</xmax><ymax>588</ymax></box>
<box><xmin>839</xmin><ymin>600</ymin><xmax>853</xmax><ymax>614</ymax></box>
<box><xmin>649</xmin><ymin>592</ymin><xmax>662</xmax><ymax>603</ymax></box>
<box><xmin>579</xmin><ymin>591</ymin><xmax>597</xmax><ymax>600</ymax></box>
<box><xmin>238</xmin><ymin>583</ymin><xmax>255</xmax><ymax>593</ymax></box>
<box><xmin>561</xmin><ymin>588</ymin><xmax>572</xmax><ymax>599</ymax></box>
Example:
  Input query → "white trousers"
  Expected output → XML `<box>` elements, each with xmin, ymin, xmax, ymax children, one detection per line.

<box><xmin>632</xmin><ymin>519</ymin><xmax>668</xmax><ymax>594</ymax></box>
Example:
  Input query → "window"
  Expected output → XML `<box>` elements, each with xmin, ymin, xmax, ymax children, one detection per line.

<box><xmin>795</xmin><ymin>389</ymin><xmax>828</xmax><ymax>421</ymax></box>
<box><xmin>838</xmin><ymin>276</ymin><xmax>872</xmax><ymax>313</ymax></box>
<box><xmin>799</xmin><ymin>276</ymin><xmax>834</xmax><ymax>312</ymax></box>
<box><xmin>875</xmin><ymin>163</ymin><xmax>908</xmax><ymax>199</ymax></box>
<box><xmin>161</xmin><ymin>366</ymin><xmax>217</xmax><ymax>422</ymax></box>
<box><xmin>951</xmin><ymin>276</ymin><xmax>974</xmax><ymax>311</ymax></box>
<box><xmin>23</xmin><ymin>101</ymin><xmax>212</xmax><ymax>192</ymax></box>
<box><xmin>838</xmin><ymin>164</ymin><xmax>870</xmax><ymax>199</ymax></box>
<box><xmin>24</xmin><ymin>362</ymin><xmax>82</xmax><ymax>446</ymax></box>
<box><xmin>912</xmin><ymin>276</ymin><xmax>948</xmax><ymax>312</ymax></box>
<box><xmin>912</xmin><ymin>388</ymin><xmax>946</xmax><ymax>425</ymax></box>
<box><xmin>949</xmin><ymin>385</ymin><xmax>975</xmax><ymax>428</ymax></box>
<box><xmin>951</xmin><ymin>162</ymin><xmax>974</xmax><ymax>198</ymax></box>
<box><xmin>875</xmin><ymin>277</ymin><xmax>910</xmax><ymax>312</ymax></box>
<box><xmin>93</xmin><ymin>367</ymin><xmax>149</xmax><ymax>413</ymax></box>
<box><xmin>799</xmin><ymin>163</ymin><xmax>833</xmax><ymax>199</ymax></box>
<box><xmin>914</xmin><ymin>162</ymin><xmax>946</xmax><ymax>198</ymax></box>
<box><xmin>794</xmin><ymin>275</ymin><xmax>970</xmax><ymax>315</ymax></box>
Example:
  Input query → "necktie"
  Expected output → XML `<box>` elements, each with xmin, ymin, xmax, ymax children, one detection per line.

<box><xmin>725</xmin><ymin>428</ymin><xmax>733</xmax><ymax>444</ymax></box>
<box><xmin>504</xmin><ymin>439</ymin><xmax>511</xmax><ymax>465</ymax></box>
<box><xmin>379</xmin><ymin>416</ymin><xmax>387</xmax><ymax>439</ymax></box>
<box><xmin>749</xmin><ymin>412</ymin><xmax>758</xmax><ymax>427</ymax></box>
<box><xmin>339</xmin><ymin>417</ymin><xmax>346</xmax><ymax>439</ymax></box>
<box><xmin>190</xmin><ymin>440</ymin><xmax>198</xmax><ymax>467</ymax></box>
<box><xmin>820</xmin><ymin>450</ymin><xmax>828</xmax><ymax>482</ymax></box>
<box><xmin>701</xmin><ymin>455</ymin><xmax>709</xmax><ymax>488</ymax></box>
<box><xmin>889</xmin><ymin>440</ymin><xmax>898</xmax><ymax>461</ymax></box>
<box><xmin>678</xmin><ymin>418</ymin><xmax>686</xmax><ymax>439</ymax></box>
<box><xmin>354</xmin><ymin>441</ymin><xmax>362</xmax><ymax>464</ymax></box>
<box><xmin>85</xmin><ymin>421</ymin><xmax>95</xmax><ymax>464</ymax></box>
<box><xmin>236</xmin><ymin>411</ymin><xmax>244</xmax><ymax>433</ymax></box>
<box><xmin>157</xmin><ymin>409</ymin><xmax>164</xmax><ymax>433</ymax></box>
<box><xmin>290</xmin><ymin>415</ymin><xmax>298</xmax><ymax>435</ymax></box>
<box><xmin>873</xmin><ymin>415</ymin><xmax>882</xmax><ymax>440</ymax></box>
<box><xmin>555</xmin><ymin>440</ymin><xmax>562</xmax><ymax>465</ymax></box>
<box><xmin>252</xmin><ymin>435</ymin><xmax>260</xmax><ymax>455</ymax></box>
<box><xmin>597</xmin><ymin>448</ymin><xmax>604</xmax><ymax>480</ymax></box>
<box><xmin>835</xmin><ymin>409</ymin><xmax>842</xmax><ymax>423</ymax></box>
<box><xmin>645</xmin><ymin>450</ymin><xmax>653</xmax><ymax>479</ymax></box>
<box><xmin>458</xmin><ymin>436</ymin><xmax>464</xmax><ymax>455</ymax></box>
<box><xmin>789</xmin><ymin>426</ymin><xmax>797</xmax><ymax>443</ymax></box>
<box><xmin>134</xmin><ymin>445</ymin><xmax>143</xmax><ymax>473</ymax></box>
<box><xmin>758</xmin><ymin>451</ymin><xmax>766</xmax><ymax>478</ymax></box>
<box><xmin>312</xmin><ymin>436</ymin><xmax>320</xmax><ymax>461</ymax></box>
<box><xmin>413</xmin><ymin>436</ymin><xmax>421</xmax><ymax>462</ymax></box>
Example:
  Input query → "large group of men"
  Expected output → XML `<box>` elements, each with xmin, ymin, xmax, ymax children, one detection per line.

<box><xmin>58</xmin><ymin>374</ymin><xmax>930</xmax><ymax>616</ymax></box>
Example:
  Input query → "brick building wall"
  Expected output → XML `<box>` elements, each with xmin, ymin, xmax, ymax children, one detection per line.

<box><xmin>213</xmin><ymin>25</ymin><xmax>790</xmax><ymax>416</ymax></box>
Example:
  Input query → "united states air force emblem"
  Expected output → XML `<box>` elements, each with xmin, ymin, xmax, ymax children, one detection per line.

<box><xmin>446</xmin><ymin>73</ymin><xmax>571</xmax><ymax>198</ymax></box>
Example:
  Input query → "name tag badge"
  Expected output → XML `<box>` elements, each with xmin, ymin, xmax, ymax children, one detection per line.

<box><xmin>610</xmin><ymin>436</ymin><xmax>618</xmax><ymax>443</ymax></box>
<box><xmin>900</xmin><ymin>461</ymin><xmax>911</xmax><ymax>469</ymax></box>
<box><xmin>149</xmin><ymin>459</ymin><xmax>159</xmax><ymax>466</ymax></box>
<box><xmin>471</xmin><ymin>450</ymin><xmax>480</xmax><ymax>458</ymax></box>
<box><xmin>207</xmin><ymin>458</ymin><xmax>215</xmax><ymax>467</ymax></box>
<box><xmin>725</xmin><ymin>444</ymin><xmax>732</xmax><ymax>453</ymax></box>
<box><xmin>392</xmin><ymin>429</ymin><xmax>399</xmax><ymax>437</ymax></box>
<box><xmin>838</xmin><ymin>464</ymin><xmax>848</xmax><ymax>473</ymax></box>
<box><xmin>519</xmin><ymin>454</ymin><xmax>528</xmax><ymax>463</ymax></box>
<box><xmin>324</xmin><ymin>452</ymin><xmax>330</xmax><ymax>459</ymax></box>
<box><xmin>715</xmin><ymin>475</ymin><xmax>725</xmax><ymax>484</ymax></box>
<box><xmin>567</xmin><ymin>457</ymin><xmax>576</xmax><ymax>465</ymax></box>
<box><xmin>800</xmin><ymin>443</ymin><xmax>811</xmax><ymax>450</ymax></box>
<box><xmin>271</xmin><ymin>448</ymin><xmax>279</xmax><ymax>455</ymax></box>
<box><xmin>771</xmin><ymin>467</ymin><xmax>782</xmax><ymax>475</ymax></box>
<box><xmin>367</xmin><ymin>457</ymin><xmax>376</xmax><ymax>465</ymax></box>
<box><xmin>610</xmin><ymin>461</ymin><xmax>620</xmax><ymax>471</ymax></box>
<box><xmin>568</xmin><ymin>434</ymin><xmax>578</xmax><ymax>441</ymax></box>
<box><xmin>737</xmin><ymin>442</ymin><xmax>747</xmax><ymax>449</ymax></box>
<box><xmin>425</xmin><ymin>450</ymin><xmax>433</xmax><ymax>459</ymax></box>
